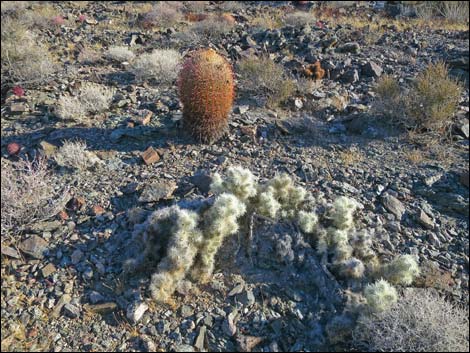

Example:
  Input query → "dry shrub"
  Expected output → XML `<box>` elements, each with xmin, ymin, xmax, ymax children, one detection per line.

<box><xmin>56</xmin><ymin>96</ymin><xmax>87</xmax><ymax>121</ymax></box>
<box><xmin>56</xmin><ymin>83</ymin><xmax>114</xmax><ymax>120</ymax></box>
<box><xmin>250</xmin><ymin>12</ymin><xmax>284</xmax><ymax>30</ymax></box>
<box><xmin>353</xmin><ymin>289</ymin><xmax>469</xmax><ymax>352</ymax></box>
<box><xmin>237</xmin><ymin>55</ymin><xmax>296</xmax><ymax>108</ymax></box>
<box><xmin>407</xmin><ymin>61</ymin><xmax>462</xmax><ymax>133</ymax></box>
<box><xmin>140</xmin><ymin>1</ymin><xmax>183</xmax><ymax>29</ymax></box>
<box><xmin>1</xmin><ymin>1</ymin><xmax>30</xmax><ymax>15</ymax></box>
<box><xmin>374</xmin><ymin>64</ymin><xmax>462</xmax><ymax>135</ymax></box>
<box><xmin>131</xmin><ymin>49</ymin><xmax>182</xmax><ymax>84</ymax></box>
<box><xmin>106</xmin><ymin>46</ymin><xmax>135</xmax><ymax>63</ymax></box>
<box><xmin>20</xmin><ymin>3</ymin><xmax>62</xmax><ymax>29</ymax></box>
<box><xmin>1</xmin><ymin>157</ymin><xmax>69</xmax><ymax>232</ymax></box>
<box><xmin>1</xmin><ymin>17</ymin><xmax>57</xmax><ymax>84</ymax></box>
<box><xmin>184</xmin><ymin>16</ymin><xmax>235</xmax><ymax>44</ymax></box>
<box><xmin>373</xmin><ymin>74</ymin><xmax>409</xmax><ymax>127</ymax></box>
<box><xmin>79</xmin><ymin>83</ymin><xmax>114</xmax><ymax>113</ymax></box>
<box><xmin>53</xmin><ymin>140</ymin><xmax>100</xmax><ymax>171</ymax></box>
<box><xmin>436</xmin><ymin>1</ymin><xmax>469</xmax><ymax>23</ymax></box>
<box><xmin>183</xmin><ymin>1</ymin><xmax>208</xmax><ymax>13</ymax></box>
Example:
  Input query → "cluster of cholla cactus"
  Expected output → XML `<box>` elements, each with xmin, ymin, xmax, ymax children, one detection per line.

<box><xmin>125</xmin><ymin>166</ymin><xmax>420</xmax><ymax>308</ymax></box>
<box><xmin>178</xmin><ymin>48</ymin><xmax>235</xmax><ymax>143</ymax></box>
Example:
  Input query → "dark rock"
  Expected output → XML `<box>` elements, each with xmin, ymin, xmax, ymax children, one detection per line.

<box><xmin>361</xmin><ymin>61</ymin><xmax>383</xmax><ymax>78</ymax></box>
<box><xmin>341</xmin><ymin>69</ymin><xmax>359</xmax><ymax>84</ymax></box>
<box><xmin>336</xmin><ymin>42</ymin><xmax>360</xmax><ymax>54</ymax></box>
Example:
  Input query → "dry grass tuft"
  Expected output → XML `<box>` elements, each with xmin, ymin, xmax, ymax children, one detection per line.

<box><xmin>283</xmin><ymin>11</ymin><xmax>317</xmax><ymax>27</ymax></box>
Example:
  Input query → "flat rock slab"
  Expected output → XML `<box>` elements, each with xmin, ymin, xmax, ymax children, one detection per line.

<box><xmin>138</xmin><ymin>181</ymin><xmax>177</xmax><ymax>203</ymax></box>
<box><xmin>19</xmin><ymin>235</ymin><xmax>48</xmax><ymax>259</ymax></box>
<box><xmin>381</xmin><ymin>194</ymin><xmax>406</xmax><ymax>220</ymax></box>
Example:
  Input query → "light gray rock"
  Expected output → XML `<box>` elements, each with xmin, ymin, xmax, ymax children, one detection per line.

<box><xmin>126</xmin><ymin>301</ymin><xmax>148</xmax><ymax>323</ymax></box>
<box><xmin>381</xmin><ymin>194</ymin><xmax>406</xmax><ymax>219</ymax></box>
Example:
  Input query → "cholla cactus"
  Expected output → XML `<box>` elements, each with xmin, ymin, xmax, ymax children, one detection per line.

<box><xmin>192</xmin><ymin>193</ymin><xmax>246</xmax><ymax>282</ymax></box>
<box><xmin>350</xmin><ymin>229</ymin><xmax>375</xmax><ymax>261</ymax></box>
<box><xmin>297</xmin><ymin>210</ymin><xmax>318</xmax><ymax>233</ymax></box>
<box><xmin>255</xmin><ymin>186</ymin><xmax>281</xmax><ymax>218</ymax></box>
<box><xmin>337</xmin><ymin>258</ymin><xmax>365</xmax><ymax>279</ymax></box>
<box><xmin>265</xmin><ymin>174</ymin><xmax>307</xmax><ymax>218</ymax></box>
<box><xmin>149</xmin><ymin>207</ymin><xmax>202</xmax><ymax>303</ymax></box>
<box><xmin>364</xmin><ymin>279</ymin><xmax>398</xmax><ymax>312</ymax></box>
<box><xmin>381</xmin><ymin>255</ymin><xmax>420</xmax><ymax>286</ymax></box>
<box><xmin>329</xmin><ymin>196</ymin><xmax>359</xmax><ymax>230</ymax></box>
<box><xmin>210</xmin><ymin>166</ymin><xmax>258</xmax><ymax>202</ymax></box>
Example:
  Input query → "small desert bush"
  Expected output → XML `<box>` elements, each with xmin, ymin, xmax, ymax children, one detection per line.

<box><xmin>353</xmin><ymin>289</ymin><xmax>469</xmax><ymax>352</ymax></box>
<box><xmin>56</xmin><ymin>83</ymin><xmax>114</xmax><ymax>120</ymax></box>
<box><xmin>283</xmin><ymin>11</ymin><xmax>317</xmax><ymax>27</ymax></box>
<box><xmin>53</xmin><ymin>140</ymin><xmax>100</xmax><ymax>171</ymax></box>
<box><xmin>237</xmin><ymin>55</ymin><xmax>296</xmax><ymax>108</ymax></box>
<box><xmin>56</xmin><ymin>96</ymin><xmax>87</xmax><ymax>120</ymax></box>
<box><xmin>140</xmin><ymin>1</ymin><xmax>183</xmax><ymax>29</ymax></box>
<box><xmin>374</xmin><ymin>74</ymin><xmax>411</xmax><ymax>122</ymax></box>
<box><xmin>79</xmin><ymin>83</ymin><xmax>115</xmax><ymax>113</ymax></box>
<box><xmin>1</xmin><ymin>157</ymin><xmax>69</xmax><ymax>232</ymax></box>
<box><xmin>105</xmin><ymin>46</ymin><xmax>135</xmax><ymax>63</ymax></box>
<box><xmin>131</xmin><ymin>49</ymin><xmax>182</xmax><ymax>84</ymax></box>
<box><xmin>436</xmin><ymin>1</ymin><xmax>469</xmax><ymax>23</ymax></box>
<box><xmin>250</xmin><ymin>12</ymin><xmax>284</xmax><ymax>30</ymax></box>
<box><xmin>186</xmin><ymin>16</ymin><xmax>235</xmax><ymax>44</ymax></box>
<box><xmin>1</xmin><ymin>1</ymin><xmax>30</xmax><ymax>15</ymax></box>
<box><xmin>1</xmin><ymin>17</ymin><xmax>57</xmax><ymax>84</ymax></box>
<box><xmin>183</xmin><ymin>0</ymin><xmax>208</xmax><ymax>12</ymax></box>
<box><xmin>407</xmin><ymin>61</ymin><xmax>462</xmax><ymax>133</ymax></box>
<box><xmin>20</xmin><ymin>3</ymin><xmax>63</xmax><ymax>29</ymax></box>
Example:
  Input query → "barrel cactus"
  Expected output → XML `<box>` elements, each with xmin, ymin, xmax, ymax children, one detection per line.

<box><xmin>177</xmin><ymin>48</ymin><xmax>235</xmax><ymax>143</ymax></box>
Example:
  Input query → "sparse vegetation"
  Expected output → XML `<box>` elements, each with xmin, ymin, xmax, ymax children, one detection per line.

<box><xmin>237</xmin><ymin>55</ymin><xmax>296</xmax><ymax>108</ymax></box>
<box><xmin>283</xmin><ymin>11</ymin><xmax>317</xmax><ymax>27</ymax></box>
<box><xmin>131</xmin><ymin>49</ymin><xmax>182</xmax><ymax>84</ymax></box>
<box><xmin>353</xmin><ymin>289</ymin><xmax>469</xmax><ymax>352</ymax></box>
<box><xmin>1</xmin><ymin>17</ymin><xmax>57</xmax><ymax>84</ymax></box>
<box><xmin>407</xmin><ymin>61</ymin><xmax>462</xmax><ymax>134</ymax></box>
<box><xmin>105</xmin><ymin>46</ymin><xmax>135</xmax><ymax>63</ymax></box>
<box><xmin>140</xmin><ymin>1</ymin><xmax>183</xmax><ymax>29</ymax></box>
<box><xmin>1</xmin><ymin>157</ymin><xmax>69</xmax><ymax>233</ymax></box>
<box><xmin>53</xmin><ymin>140</ymin><xmax>101</xmax><ymax>171</ymax></box>
<box><xmin>56</xmin><ymin>83</ymin><xmax>114</xmax><ymax>120</ymax></box>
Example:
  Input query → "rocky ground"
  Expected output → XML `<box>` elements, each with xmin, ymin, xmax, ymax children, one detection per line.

<box><xmin>1</xmin><ymin>1</ymin><xmax>469</xmax><ymax>352</ymax></box>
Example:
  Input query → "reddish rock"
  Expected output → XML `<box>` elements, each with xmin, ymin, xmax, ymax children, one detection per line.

<box><xmin>7</xmin><ymin>142</ymin><xmax>21</xmax><ymax>156</ymax></box>
<box><xmin>141</xmin><ymin>146</ymin><xmax>160</xmax><ymax>165</ymax></box>
<box><xmin>58</xmin><ymin>210</ymin><xmax>69</xmax><ymax>220</ymax></box>
<box><xmin>92</xmin><ymin>205</ymin><xmax>105</xmax><ymax>215</ymax></box>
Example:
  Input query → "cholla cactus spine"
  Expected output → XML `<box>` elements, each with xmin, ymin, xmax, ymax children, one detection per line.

<box><xmin>364</xmin><ymin>279</ymin><xmax>398</xmax><ymax>312</ymax></box>
<box><xmin>192</xmin><ymin>193</ymin><xmax>246</xmax><ymax>282</ymax></box>
<box><xmin>381</xmin><ymin>255</ymin><xmax>420</xmax><ymax>286</ymax></box>
<box><xmin>147</xmin><ymin>207</ymin><xmax>202</xmax><ymax>303</ymax></box>
<box><xmin>210</xmin><ymin>166</ymin><xmax>258</xmax><ymax>202</ymax></box>
<box><xmin>298</xmin><ymin>210</ymin><xmax>318</xmax><ymax>233</ymax></box>
<box><xmin>330</xmin><ymin>196</ymin><xmax>359</xmax><ymax>230</ymax></box>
